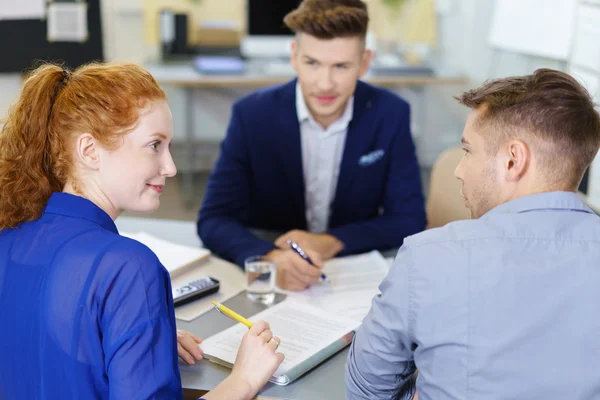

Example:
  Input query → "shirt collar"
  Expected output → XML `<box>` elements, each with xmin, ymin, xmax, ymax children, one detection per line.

<box><xmin>44</xmin><ymin>192</ymin><xmax>118</xmax><ymax>234</ymax></box>
<box><xmin>483</xmin><ymin>191</ymin><xmax>595</xmax><ymax>218</ymax></box>
<box><xmin>295</xmin><ymin>82</ymin><xmax>354</xmax><ymax>129</ymax></box>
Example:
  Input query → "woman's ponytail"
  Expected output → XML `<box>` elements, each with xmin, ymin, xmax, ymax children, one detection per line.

<box><xmin>0</xmin><ymin>64</ymin><xmax>69</xmax><ymax>230</ymax></box>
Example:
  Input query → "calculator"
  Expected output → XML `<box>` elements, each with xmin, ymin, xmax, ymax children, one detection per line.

<box><xmin>172</xmin><ymin>276</ymin><xmax>220</xmax><ymax>307</ymax></box>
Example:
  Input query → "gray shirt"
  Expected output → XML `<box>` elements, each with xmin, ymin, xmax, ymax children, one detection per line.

<box><xmin>346</xmin><ymin>191</ymin><xmax>600</xmax><ymax>399</ymax></box>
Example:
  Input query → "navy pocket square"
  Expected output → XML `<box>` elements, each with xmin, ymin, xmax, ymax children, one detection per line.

<box><xmin>358</xmin><ymin>149</ymin><xmax>385</xmax><ymax>166</ymax></box>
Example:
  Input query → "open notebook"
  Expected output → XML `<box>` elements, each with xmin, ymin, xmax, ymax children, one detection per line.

<box><xmin>120</xmin><ymin>231</ymin><xmax>210</xmax><ymax>276</ymax></box>
<box><xmin>200</xmin><ymin>251</ymin><xmax>391</xmax><ymax>385</ymax></box>
<box><xmin>200</xmin><ymin>299</ymin><xmax>358</xmax><ymax>386</ymax></box>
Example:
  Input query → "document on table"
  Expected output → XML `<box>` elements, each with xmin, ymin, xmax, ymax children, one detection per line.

<box><xmin>200</xmin><ymin>299</ymin><xmax>358</xmax><ymax>385</ymax></box>
<box><xmin>283</xmin><ymin>250</ymin><xmax>391</xmax><ymax>321</ymax></box>
<box><xmin>120</xmin><ymin>231</ymin><xmax>210</xmax><ymax>276</ymax></box>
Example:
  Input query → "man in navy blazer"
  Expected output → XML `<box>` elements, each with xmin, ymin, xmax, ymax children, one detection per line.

<box><xmin>198</xmin><ymin>0</ymin><xmax>426</xmax><ymax>290</ymax></box>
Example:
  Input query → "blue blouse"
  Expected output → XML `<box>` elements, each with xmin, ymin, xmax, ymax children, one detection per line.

<box><xmin>0</xmin><ymin>192</ymin><xmax>183</xmax><ymax>399</ymax></box>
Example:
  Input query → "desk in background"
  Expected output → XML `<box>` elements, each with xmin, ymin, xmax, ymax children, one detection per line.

<box><xmin>144</xmin><ymin>61</ymin><xmax>468</xmax><ymax>207</ymax></box>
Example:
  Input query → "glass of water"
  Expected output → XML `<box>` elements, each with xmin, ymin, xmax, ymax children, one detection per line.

<box><xmin>244</xmin><ymin>256</ymin><xmax>276</xmax><ymax>305</ymax></box>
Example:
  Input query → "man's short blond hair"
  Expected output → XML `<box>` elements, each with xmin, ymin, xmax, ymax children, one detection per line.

<box><xmin>456</xmin><ymin>68</ymin><xmax>600</xmax><ymax>188</ymax></box>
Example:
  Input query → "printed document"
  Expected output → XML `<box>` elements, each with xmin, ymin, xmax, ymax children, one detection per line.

<box><xmin>120</xmin><ymin>231</ymin><xmax>210</xmax><ymax>276</ymax></box>
<box><xmin>283</xmin><ymin>250</ymin><xmax>391</xmax><ymax>321</ymax></box>
<box><xmin>200</xmin><ymin>299</ymin><xmax>358</xmax><ymax>381</ymax></box>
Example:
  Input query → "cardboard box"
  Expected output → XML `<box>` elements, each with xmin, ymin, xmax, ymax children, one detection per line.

<box><xmin>194</xmin><ymin>27</ymin><xmax>240</xmax><ymax>47</ymax></box>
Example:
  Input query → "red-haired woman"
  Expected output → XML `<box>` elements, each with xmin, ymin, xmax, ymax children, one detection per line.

<box><xmin>0</xmin><ymin>63</ymin><xmax>283</xmax><ymax>400</ymax></box>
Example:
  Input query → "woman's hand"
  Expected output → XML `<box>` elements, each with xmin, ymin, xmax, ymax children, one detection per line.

<box><xmin>202</xmin><ymin>321</ymin><xmax>285</xmax><ymax>400</ymax></box>
<box><xmin>176</xmin><ymin>329</ymin><xmax>203</xmax><ymax>365</ymax></box>
<box><xmin>229</xmin><ymin>321</ymin><xmax>285</xmax><ymax>395</ymax></box>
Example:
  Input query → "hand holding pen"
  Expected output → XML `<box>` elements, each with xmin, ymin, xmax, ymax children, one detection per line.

<box><xmin>287</xmin><ymin>240</ymin><xmax>330</xmax><ymax>283</ymax></box>
<box><xmin>211</xmin><ymin>302</ymin><xmax>284</xmax><ymax>395</ymax></box>
<box><xmin>264</xmin><ymin>244</ymin><xmax>324</xmax><ymax>290</ymax></box>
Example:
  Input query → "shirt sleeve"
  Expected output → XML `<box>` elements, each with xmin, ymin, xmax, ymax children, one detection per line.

<box><xmin>98</xmin><ymin>239</ymin><xmax>182</xmax><ymax>400</ymax></box>
<box><xmin>345</xmin><ymin>243</ymin><xmax>417</xmax><ymax>399</ymax></box>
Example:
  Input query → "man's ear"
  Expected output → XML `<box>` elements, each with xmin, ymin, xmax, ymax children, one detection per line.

<box><xmin>75</xmin><ymin>133</ymin><xmax>101</xmax><ymax>171</ymax></box>
<box><xmin>504</xmin><ymin>139</ymin><xmax>530</xmax><ymax>182</ymax></box>
<box><xmin>359</xmin><ymin>48</ymin><xmax>373</xmax><ymax>77</ymax></box>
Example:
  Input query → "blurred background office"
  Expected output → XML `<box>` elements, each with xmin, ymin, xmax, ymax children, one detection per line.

<box><xmin>0</xmin><ymin>0</ymin><xmax>598</xmax><ymax>222</ymax></box>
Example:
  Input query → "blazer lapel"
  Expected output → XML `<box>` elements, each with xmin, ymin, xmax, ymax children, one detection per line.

<box><xmin>277</xmin><ymin>79</ymin><xmax>306</xmax><ymax>222</ymax></box>
<box><xmin>333</xmin><ymin>82</ymin><xmax>377</xmax><ymax>209</ymax></box>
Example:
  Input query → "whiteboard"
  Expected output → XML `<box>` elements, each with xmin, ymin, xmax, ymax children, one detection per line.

<box><xmin>489</xmin><ymin>0</ymin><xmax>578</xmax><ymax>60</ymax></box>
<box><xmin>570</xmin><ymin>3</ymin><xmax>600</xmax><ymax>71</ymax></box>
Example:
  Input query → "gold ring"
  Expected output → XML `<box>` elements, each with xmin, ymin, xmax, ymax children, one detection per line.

<box><xmin>270</xmin><ymin>338</ymin><xmax>280</xmax><ymax>346</ymax></box>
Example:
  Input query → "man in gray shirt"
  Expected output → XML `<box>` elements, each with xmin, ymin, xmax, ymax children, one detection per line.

<box><xmin>345</xmin><ymin>68</ymin><xmax>600</xmax><ymax>399</ymax></box>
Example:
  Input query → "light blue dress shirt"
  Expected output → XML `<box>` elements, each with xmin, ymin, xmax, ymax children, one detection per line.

<box><xmin>346</xmin><ymin>191</ymin><xmax>600</xmax><ymax>399</ymax></box>
<box><xmin>0</xmin><ymin>193</ymin><xmax>182</xmax><ymax>399</ymax></box>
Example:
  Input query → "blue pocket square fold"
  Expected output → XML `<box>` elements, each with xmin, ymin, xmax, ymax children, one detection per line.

<box><xmin>358</xmin><ymin>149</ymin><xmax>385</xmax><ymax>166</ymax></box>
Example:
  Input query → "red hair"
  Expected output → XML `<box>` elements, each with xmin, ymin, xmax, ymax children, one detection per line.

<box><xmin>0</xmin><ymin>62</ymin><xmax>166</xmax><ymax>230</ymax></box>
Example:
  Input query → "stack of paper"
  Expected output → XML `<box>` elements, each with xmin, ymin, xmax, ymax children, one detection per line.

<box><xmin>120</xmin><ymin>231</ymin><xmax>210</xmax><ymax>276</ymax></box>
<box><xmin>283</xmin><ymin>250</ymin><xmax>391</xmax><ymax>321</ymax></box>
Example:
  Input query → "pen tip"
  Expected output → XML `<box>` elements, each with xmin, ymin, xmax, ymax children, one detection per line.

<box><xmin>211</xmin><ymin>301</ymin><xmax>217</xmax><ymax>306</ymax></box>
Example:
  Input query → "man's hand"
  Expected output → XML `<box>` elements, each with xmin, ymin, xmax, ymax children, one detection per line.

<box><xmin>275</xmin><ymin>230</ymin><xmax>344</xmax><ymax>260</ymax></box>
<box><xmin>264</xmin><ymin>248</ymin><xmax>324</xmax><ymax>291</ymax></box>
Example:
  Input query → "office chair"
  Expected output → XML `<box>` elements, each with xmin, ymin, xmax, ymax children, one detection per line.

<box><xmin>426</xmin><ymin>146</ymin><xmax>472</xmax><ymax>229</ymax></box>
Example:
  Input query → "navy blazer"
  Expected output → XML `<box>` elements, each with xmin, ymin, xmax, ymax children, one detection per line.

<box><xmin>198</xmin><ymin>79</ymin><xmax>426</xmax><ymax>267</ymax></box>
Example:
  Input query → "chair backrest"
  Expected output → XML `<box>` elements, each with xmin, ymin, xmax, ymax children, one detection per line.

<box><xmin>426</xmin><ymin>146</ymin><xmax>472</xmax><ymax>229</ymax></box>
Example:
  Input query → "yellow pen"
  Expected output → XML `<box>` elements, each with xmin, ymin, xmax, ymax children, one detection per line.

<box><xmin>211</xmin><ymin>301</ymin><xmax>254</xmax><ymax>328</ymax></box>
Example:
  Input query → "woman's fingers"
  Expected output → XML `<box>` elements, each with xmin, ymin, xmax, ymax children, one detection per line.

<box><xmin>267</xmin><ymin>336</ymin><xmax>281</xmax><ymax>351</ymax></box>
<box><xmin>177</xmin><ymin>342</ymin><xmax>196</xmax><ymax>365</ymax></box>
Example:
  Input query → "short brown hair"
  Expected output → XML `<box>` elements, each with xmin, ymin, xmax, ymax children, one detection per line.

<box><xmin>283</xmin><ymin>0</ymin><xmax>369</xmax><ymax>39</ymax></box>
<box><xmin>0</xmin><ymin>62</ymin><xmax>165</xmax><ymax>230</ymax></box>
<box><xmin>456</xmin><ymin>68</ymin><xmax>600</xmax><ymax>188</ymax></box>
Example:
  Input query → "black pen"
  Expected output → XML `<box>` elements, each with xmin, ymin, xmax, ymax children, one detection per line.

<box><xmin>287</xmin><ymin>239</ymin><xmax>330</xmax><ymax>283</ymax></box>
